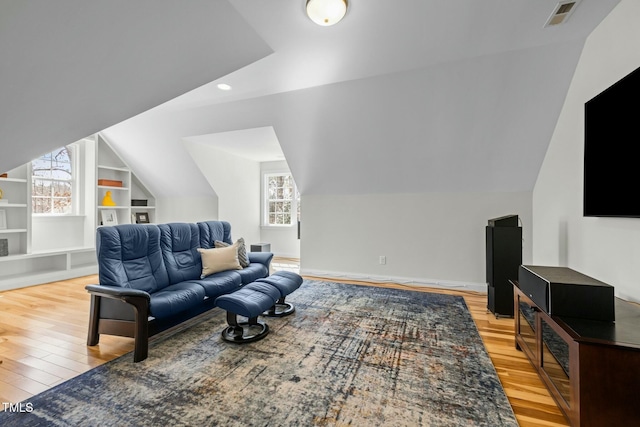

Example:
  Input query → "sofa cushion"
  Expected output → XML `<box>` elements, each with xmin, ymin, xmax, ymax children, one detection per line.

<box><xmin>214</xmin><ymin>281</ymin><xmax>280</xmax><ymax>319</ymax></box>
<box><xmin>257</xmin><ymin>271</ymin><xmax>304</xmax><ymax>297</ymax></box>
<box><xmin>214</xmin><ymin>237</ymin><xmax>249</xmax><ymax>268</ymax></box>
<box><xmin>198</xmin><ymin>221</ymin><xmax>232</xmax><ymax>249</ymax></box>
<box><xmin>148</xmin><ymin>281</ymin><xmax>206</xmax><ymax>319</ymax></box>
<box><xmin>189</xmin><ymin>270</ymin><xmax>242</xmax><ymax>298</ymax></box>
<box><xmin>158</xmin><ymin>223</ymin><xmax>202</xmax><ymax>283</ymax></box>
<box><xmin>198</xmin><ymin>244</ymin><xmax>242</xmax><ymax>278</ymax></box>
<box><xmin>96</xmin><ymin>224</ymin><xmax>171</xmax><ymax>293</ymax></box>
<box><xmin>236</xmin><ymin>263</ymin><xmax>270</xmax><ymax>285</ymax></box>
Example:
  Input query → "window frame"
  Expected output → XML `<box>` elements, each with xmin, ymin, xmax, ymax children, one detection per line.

<box><xmin>31</xmin><ymin>144</ymin><xmax>78</xmax><ymax>216</ymax></box>
<box><xmin>262</xmin><ymin>172</ymin><xmax>299</xmax><ymax>227</ymax></box>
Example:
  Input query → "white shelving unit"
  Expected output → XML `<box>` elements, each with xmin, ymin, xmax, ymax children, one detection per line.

<box><xmin>0</xmin><ymin>165</ymin><xmax>31</xmax><ymax>256</ymax></box>
<box><xmin>130</xmin><ymin>173</ymin><xmax>156</xmax><ymax>224</ymax></box>
<box><xmin>0</xmin><ymin>247</ymin><xmax>98</xmax><ymax>291</ymax></box>
<box><xmin>96</xmin><ymin>135</ymin><xmax>155</xmax><ymax>226</ymax></box>
<box><xmin>0</xmin><ymin>158</ymin><xmax>99</xmax><ymax>290</ymax></box>
<box><xmin>0</xmin><ymin>135</ymin><xmax>155</xmax><ymax>291</ymax></box>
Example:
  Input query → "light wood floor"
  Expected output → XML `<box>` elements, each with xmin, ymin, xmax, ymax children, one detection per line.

<box><xmin>0</xmin><ymin>266</ymin><xmax>568</xmax><ymax>426</ymax></box>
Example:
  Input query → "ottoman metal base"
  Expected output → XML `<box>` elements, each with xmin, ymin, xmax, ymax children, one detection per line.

<box><xmin>221</xmin><ymin>312</ymin><xmax>269</xmax><ymax>343</ymax></box>
<box><xmin>264</xmin><ymin>297</ymin><xmax>295</xmax><ymax>317</ymax></box>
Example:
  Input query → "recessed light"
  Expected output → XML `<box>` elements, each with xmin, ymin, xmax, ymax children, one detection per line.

<box><xmin>217</xmin><ymin>83</ymin><xmax>232</xmax><ymax>91</ymax></box>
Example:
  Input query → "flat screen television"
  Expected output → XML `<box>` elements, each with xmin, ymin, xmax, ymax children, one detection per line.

<box><xmin>584</xmin><ymin>65</ymin><xmax>640</xmax><ymax>217</ymax></box>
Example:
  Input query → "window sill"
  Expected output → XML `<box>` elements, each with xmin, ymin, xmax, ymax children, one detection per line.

<box><xmin>261</xmin><ymin>224</ymin><xmax>295</xmax><ymax>229</ymax></box>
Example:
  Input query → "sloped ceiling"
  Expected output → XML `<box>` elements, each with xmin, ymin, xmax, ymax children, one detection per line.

<box><xmin>0</xmin><ymin>0</ymin><xmax>272</xmax><ymax>173</ymax></box>
<box><xmin>1</xmin><ymin>0</ymin><xmax>621</xmax><ymax>197</ymax></box>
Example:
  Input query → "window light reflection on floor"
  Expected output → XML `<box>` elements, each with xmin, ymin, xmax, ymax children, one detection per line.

<box><xmin>271</xmin><ymin>259</ymin><xmax>300</xmax><ymax>274</ymax></box>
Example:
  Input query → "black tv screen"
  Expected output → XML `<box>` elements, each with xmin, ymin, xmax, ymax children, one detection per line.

<box><xmin>584</xmin><ymin>65</ymin><xmax>640</xmax><ymax>217</ymax></box>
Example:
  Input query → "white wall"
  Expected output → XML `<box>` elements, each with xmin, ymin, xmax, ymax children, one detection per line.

<box><xmin>301</xmin><ymin>191</ymin><xmax>532</xmax><ymax>292</ymax></box>
<box><xmin>260</xmin><ymin>226</ymin><xmax>300</xmax><ymax>258</ymax></box>
<box><xmin>260</xmin><ymin>160</ymin><xmax>301</xmax><ymax>258</ymax></box>
<box><xmin>32</xmin><ymin>216</ymin><xmax>86</xmax><ymax>252</ymax></box>
<box><xmin>533</xmin><ymin>0</ymin><xmax>640</xmax><ymax>302</ymax></box>
<box><xmin>156</xmin><ymin>196</ymin><xmax>218</xmax><ymax>224</ymax></box>
<box><xmin>182</xmin><ymin>140</ymin><xmax>261</xmax><ymax>245</ymax></box>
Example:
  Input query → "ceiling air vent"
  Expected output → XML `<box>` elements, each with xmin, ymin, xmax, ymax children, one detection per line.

<box><xmin>544</xmin><ymin>0</ymin><xmax>580</xmax><ymax>27</ymax></box>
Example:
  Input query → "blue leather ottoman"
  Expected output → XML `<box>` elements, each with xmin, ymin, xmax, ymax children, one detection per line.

<box><xmin>214</xmin><ymin>282</ymin><xmax>280</xmax><ymax>343</ymax></box>
<box><xmin>257</xmin><ymin>271</ymin><xmax>303</xmax><ymax>317</ymax></box>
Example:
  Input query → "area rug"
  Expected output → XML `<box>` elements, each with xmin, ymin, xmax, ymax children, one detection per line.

<box><xmin>0</xmin><ymin>280</ymin><xmax>518</xmax><ymax>426</ymax></box>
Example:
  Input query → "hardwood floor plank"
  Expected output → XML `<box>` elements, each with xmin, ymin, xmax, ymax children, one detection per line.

<box><xmin>0</xmin><ymin>380</ymin><xmax>33</xmax><ymax>404</ymax></box>
<box><xmin>40</xmin><ymin>354</ymin><xmax>93</xmax><ymax>374</ymax></box>
<box><xmin>17</xmin><ymin>356</ymin><xmax>79</xmax><ymax>380</ymax></box>
<box><xmin>0</xmin><ymin>367</ymin><xmax>51</xmax><ymax>395</ymax></box>
<box><xmin>0</xmin><ymin>358</ymin><xmax>62</xmax><ymax>386</ymax></box>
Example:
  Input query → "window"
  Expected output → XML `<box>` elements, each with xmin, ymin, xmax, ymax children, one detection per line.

<box><xmin>32</xmin><ymin>146</ymin><xmax>76</xmax><ymax>214</ymax></box>
<box><xmin>264</xmin><ymin>173</ymin><xmax>299</xmax><ymax>226</ymax></box>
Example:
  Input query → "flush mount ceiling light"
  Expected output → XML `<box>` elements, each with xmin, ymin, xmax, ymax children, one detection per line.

<box><xmin>306</xmin><ymin>0</ymin><xmax>348</xmax><ymax>26</ymax></box>
<box><xmin>217</xmin><ymin>83</ymin><xmax>232</xmax><ymax>91</ymax></box>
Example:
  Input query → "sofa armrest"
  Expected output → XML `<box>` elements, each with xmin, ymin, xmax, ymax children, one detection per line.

<box><xmin>85</xmin><ymin>284</ymin><xmax>151</xmax><ymax>362</ymax></box>
<box><xmin>85</xmin><ymin>284</ymin><xmax>151</xmax><ymax>301</ymax></box>
<box><xmin>247</xmin><ymin>251</ymin><xmax>274</xmax><ymax>268</ymax></box>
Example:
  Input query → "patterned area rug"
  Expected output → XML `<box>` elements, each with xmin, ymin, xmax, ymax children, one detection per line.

<box><xmin>0</xmin><ymin>281</ymin><xmax>518</xmax><ymax>426</ymax></box>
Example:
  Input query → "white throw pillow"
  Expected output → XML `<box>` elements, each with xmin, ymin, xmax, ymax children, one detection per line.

<box><xmin>197</xmin><ymin>243</ymin><xmax>242</xmax><ymax>278</ymax></box>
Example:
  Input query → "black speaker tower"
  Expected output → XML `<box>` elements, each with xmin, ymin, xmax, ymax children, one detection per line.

<box><xmin>486</xmin><ymin>215</ymin><xmax>522</xmax><ymax>317</ymax></box>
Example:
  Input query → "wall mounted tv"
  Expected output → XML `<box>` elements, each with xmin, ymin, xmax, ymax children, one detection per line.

<box><xmin>584</xmin><ymin>65</ymin><xmax>640</xmax><ymax>218</ymax></box>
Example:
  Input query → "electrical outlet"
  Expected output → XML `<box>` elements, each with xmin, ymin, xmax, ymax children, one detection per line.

<box><xmin>379</xmin><ymin>256</ymin><xmax>386</xmax><ymax>265</ymax></box>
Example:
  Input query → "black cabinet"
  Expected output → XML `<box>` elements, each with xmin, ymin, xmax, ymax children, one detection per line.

<box><xmin>486</xmin><ymin>215</ymin><xmax>522</xmax><ymax>317</ymax></box>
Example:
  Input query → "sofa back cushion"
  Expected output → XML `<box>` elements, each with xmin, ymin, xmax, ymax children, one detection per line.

<box><xmin>197</xmin><ymin>221</ymin><xmax>233</xmax><ymax>249</ymax></box>
<box><xmin>158</xmin><ymin>222</ymin><xmax>202</xmax><ymax>283</ymax></box>
<box><xmin>96</xmin><ymin>224</ymin><xmax>171</xmax><ymax>292</ymax></box>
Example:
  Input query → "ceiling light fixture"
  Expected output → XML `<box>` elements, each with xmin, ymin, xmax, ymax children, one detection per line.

<box><xmin>217</xmin><ymin>83</ymin><xmax>232</xmax><ymax>91</ymax></box>
<box><xmin>306</xmin><ymin>0</ymin><xmax>348</xmax><ymax>27</ymax></box>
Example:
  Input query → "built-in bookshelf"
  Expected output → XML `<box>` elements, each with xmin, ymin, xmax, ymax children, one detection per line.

<box><xmin>0</xmin><ymin>134</ymin><xmax>156</xmax><ymax>291</ymax></box>
<box><xmin>96</xmin><ymin>135</ymin><xmax>155</xmax><ymax>226</ymax></box>
<box><xmin>0</xmin><ymin>164</ymin><xmax>31</xmax><ymax>257</ymax></box>
<box><xmin>0</xmin><ymin>158</ymin><xmax>97</xmax><ymax>290</ymax></box>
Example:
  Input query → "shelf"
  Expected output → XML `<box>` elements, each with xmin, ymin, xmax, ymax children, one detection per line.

<box><xmin>0</xmin><ymin>177</ymin><xmax>28</xmax><ymax>183</ymax></box>
<box><xmin>131</xmin><ymin>206</ymin><xmax>155</xmax><ymax>209</ymax></box>
<box><xmin>0</xmin><ymin>229</ymin><xmax>28</xmax><ymax>234</ymax></box>
<box><xmin>0</xmin><ymin>248</ymin><xmax>97</xmax><ymax>283</ymax></box>
<box><xmin>98</xmin><ymin>185</ymin><xmax>129</xmax><ymax>191</ymax></box>
<box><xmin>0</xmin><ymin>247</ymin><xmax>92</xmax><ymax>262</ymax></box>
<box><xmin>0</xmin><ymin>203</ymin><xmax>28</xmax><ymax>208</ymax></box>
<box><xmin>98</xmin><ymin>165</ymin><xmax>129</xmax><ymax>172</ymax></box>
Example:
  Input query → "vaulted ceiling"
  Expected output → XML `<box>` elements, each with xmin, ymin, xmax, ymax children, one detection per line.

<box><xmin>0</xmin><ymin>0</ymin><xmax>621</xmax><ymax>197</ymax></box>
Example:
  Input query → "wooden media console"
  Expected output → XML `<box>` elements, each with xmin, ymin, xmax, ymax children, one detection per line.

<box><xmin>512</xmin><ymin>277</ymin><xmax>640</xmax><ymax>426</ymax></box>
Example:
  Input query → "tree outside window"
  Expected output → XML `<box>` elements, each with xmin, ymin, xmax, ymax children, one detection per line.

<box><xmin>32</xmin><ymin>146</ymin><xmax>74</xmax><ymax>214</ymax></box>
<box><xmin>266</xmin><ymin>173</ymin><xmax>298</xmax><ymax>226</ymax></box>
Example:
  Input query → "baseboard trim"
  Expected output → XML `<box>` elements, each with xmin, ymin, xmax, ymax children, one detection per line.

<box><xmin>300</xmin><ymin>269</ymin><xmax>487</xmax><ymax>293</ymax></box>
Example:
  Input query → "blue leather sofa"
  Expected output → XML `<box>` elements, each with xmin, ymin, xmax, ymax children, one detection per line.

<box><xmin>86</xmin><ymin>220</ymin><xmax>273</xmax><ymax>362</ymax></box>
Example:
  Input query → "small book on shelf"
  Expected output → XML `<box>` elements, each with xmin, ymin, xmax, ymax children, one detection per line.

<box><xmin>98</xmin><ymin>179</ymin><xmax>123</xmax><ymax>187</ymax></box>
